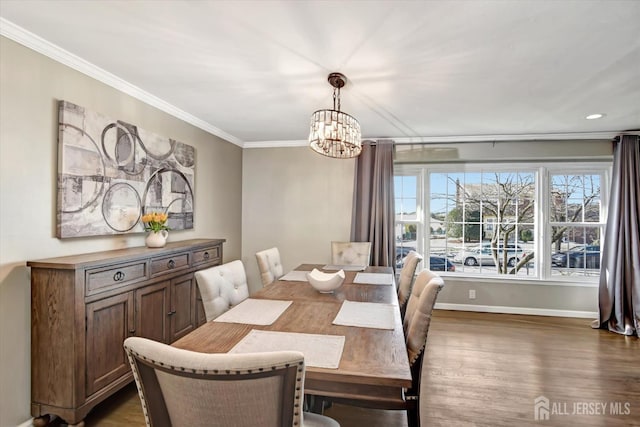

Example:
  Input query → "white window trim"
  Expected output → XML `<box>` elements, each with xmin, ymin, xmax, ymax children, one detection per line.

<box><xmin>395</xmin><ymin>161</ymin><xmax>611</xmax><ymax>286</ymax></box>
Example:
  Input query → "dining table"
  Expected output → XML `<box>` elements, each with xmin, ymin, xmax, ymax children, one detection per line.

<box><xmin>172</xmin><ymin>264</ymin><xmax>412</xmax><ymax>403</ymax></box>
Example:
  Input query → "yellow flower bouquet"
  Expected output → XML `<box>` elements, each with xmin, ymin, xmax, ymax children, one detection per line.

<box><xmin>141</xmin><ymin>212</ymin><xmax>170</xmax><ymax>233</ymax></box>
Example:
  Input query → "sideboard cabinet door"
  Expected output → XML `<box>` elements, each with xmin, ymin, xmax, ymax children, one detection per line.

<box><xmin>85</xmin><ymin>292</ymin><xmax>134</xmax><ymax>396</ymax></box>
<box><xmin>170</xmin><ymin>273</ymin><xmax>197</xmax><ymax>342</ymax></box>
<box><xmin>135</xmin><ymin>281</ymin><xmax>171</xmax><ymax>343</ymax></box>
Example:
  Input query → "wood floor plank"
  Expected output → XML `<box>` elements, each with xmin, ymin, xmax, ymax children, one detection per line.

<box><xmin>64</xmin><ymin>310</ymin><xmax>638</xmax><ymax>427</ymax></box>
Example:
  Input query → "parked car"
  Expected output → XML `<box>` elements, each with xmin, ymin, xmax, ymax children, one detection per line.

<box><xmin>453</xmin><ymin>243</ymin><xmax>526</xmax><ymax>267</ymax></box>
<box><xmin>551</xmin><ymin>245</ymin><xmax>600</xmax><ymax>268</ymax></box>
<box><xmin>428</xmin><ymin>255</ymin><xmax>455</xmax><ymax>272</ymax></box>
<box><xmin>396</xmin><ymin>247</ymin><xmax>455</xmax><ymax>272</ymax></box>
<box><xmin>396</xmin><ymin>246</ymin><xmax>416</xmax><ymax>269</ymax></box>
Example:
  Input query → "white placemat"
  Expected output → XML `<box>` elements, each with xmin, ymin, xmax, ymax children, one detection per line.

<box><xmin>332</xmin><ymin>301</ymin><xmax>396</xmax><ymax>330</ymax></box>
<box><xmin>323</xmin><ymin>264</ymin><xmax>366</xmax><ymax>271</ymax></box>
<box><xmin>279</xmin><ymin>270</ymin><xmax>311</xmax><ymax>281</ymax></box>
<box><xmin>353</xmin><ymin>272</ymin><xmax>394</xmax><ymax>285</ymax></box>
<box><xmin>214</xmin><ymin>299</ymin><xmax>292</xmax><ymax>325</ymax></box>
<box><xmin>229</xmin><ymin>330</ymin><xmax>345</xmax><ymax>369</ymax></box>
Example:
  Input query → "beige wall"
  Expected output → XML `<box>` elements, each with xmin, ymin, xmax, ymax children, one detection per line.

<box><xmin>0</xmin><ymin>37</ymin><xmax>242</xmax><ymax>426</ymax></box>
<box><xmin>241</xmin><ymin>147</ymin><xmax>355</xmax><ymax>293</ymax></box>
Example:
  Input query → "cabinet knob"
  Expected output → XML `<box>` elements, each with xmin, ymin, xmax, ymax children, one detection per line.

<box><xmin>168</xmin><ymin>310</ymin><xmax>177</xmax><ymax>316</ymax></box>
<box><xmin>113</xmin><ymin>271</ymin><xmax>125</xmax><ymax>282</ymax></box>
<box><xmin>128</xmin><ymin>329</ymin><xmax>136</xmax><ymax>334</ymax></box>
<box><xmin>203</xmin><ymin>252</ymin><xmax>210</xmax><ymax>260</ymax></box>
<box><xmin>167</xmin><ymin>259</ymin><xmax>176</xmax><ymax>269</ymax></box>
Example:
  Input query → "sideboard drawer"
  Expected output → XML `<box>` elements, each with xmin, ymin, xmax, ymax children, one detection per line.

<box><xmin>192</xmin><ymin>245</ymin><xmax>221</xmax><ymax>266</ymax></box>
<box><xmin>151</xmin><ymin>252</ymin><xmax>190</xmax><ymax>277</ymax></box>
<box><xmin>86</xmin><ymin>262</ymin><xmax>148</xmax><ymax>295</ymax></box>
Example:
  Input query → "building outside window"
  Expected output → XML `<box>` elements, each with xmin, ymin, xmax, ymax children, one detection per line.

<box><xmin>394</xmin><ymin>163</ymin><xmax>609</xmax><ymax>283</ymax></box>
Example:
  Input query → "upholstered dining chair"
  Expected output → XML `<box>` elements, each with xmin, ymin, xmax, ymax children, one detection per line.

<box><xmin>194</xmin><ymin>260</ymin><xmax>250</xmax><ymax>322</ymax></box>
<box><xmin>397</xmin><ymin>251</ymin><xmax>424</xmax><ymax>319</ymax></box>
<box><xmin>330</xmin><ymin>241</ymin><xmax>372</xmax><ymax>266</ymax></box>
<box><xmin>124</xmin><ymin>337</ymin><xmax>340</xmax><ymax>427</ymax></box>
<box><xmin>403</xmin><ymin>269</ymin><xmax>444</xmax><ymax>335</ymax></box>
<box><xmin>255</xmin><ymin>247</ymin><xmax>284</xmax><ymax>286</ymax></box>
<box><xmin>315</xmin><ymin>270</ymin><xmax>444</xmax><ymax>427</ymax></box>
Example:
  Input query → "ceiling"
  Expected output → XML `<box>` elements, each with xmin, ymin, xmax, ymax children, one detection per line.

<box><xmin>1</xmin><ymin>0</ymin><xmax>639</xmax><ymax>148</ymax></box>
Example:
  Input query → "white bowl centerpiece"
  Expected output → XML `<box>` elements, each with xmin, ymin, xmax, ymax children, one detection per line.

<box><xmin>306</xmin><ymin>268</ymin><xmax>345</xmax><ymax>293</ymax></box>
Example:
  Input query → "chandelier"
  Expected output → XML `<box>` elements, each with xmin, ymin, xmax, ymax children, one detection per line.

<box><xmin>308</xmin><ymin>72</ymin><xmax>362</xmax><ymax>159</ymax></box>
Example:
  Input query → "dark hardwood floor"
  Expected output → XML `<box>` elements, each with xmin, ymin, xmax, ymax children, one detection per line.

<box><xmin>63</xmin><ymin>310</ymin><xmax>638</xmax><ymax>427</ymax></box>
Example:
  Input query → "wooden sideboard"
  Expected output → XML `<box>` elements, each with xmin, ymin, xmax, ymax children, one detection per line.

<box><xmin>27</xmin><ymin>238</ymin><xmax>225</xmax><ymax>426</ymax></box>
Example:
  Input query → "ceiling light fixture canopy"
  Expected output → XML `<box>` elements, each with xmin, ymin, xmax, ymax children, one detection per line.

<box><xmin>309</xmin><ymin>72</ymin><xmax>362</xmax><ymax>159</ymax></box>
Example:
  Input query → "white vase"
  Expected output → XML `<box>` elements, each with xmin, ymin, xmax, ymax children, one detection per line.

<box><xmin>146</xmin><ymin>230</ymin><xmax>168</xmax><ymax>248</ymax></box>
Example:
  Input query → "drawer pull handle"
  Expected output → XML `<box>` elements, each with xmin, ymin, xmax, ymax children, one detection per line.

<box><xmin>167</xmin><ymin>260</ymin><xmax>176</xmax><ymax>269</ymax></box>
<box><xmin>203</xmin><ymin>252</ymin><xmax>210</xmax><ymax>260</ymax></box>
<box><xmin>168</xmin><ymin>310</ymin><xmax>177</xmax><ymax>316</ymax></box>
<box><xmin>128</xmin><ymin>329</ymin><xmax>136</xmax><ymax>334</ymax></box>
<box><xmin>113</xmin><ymin>271</ymin><xmax>125</xmax><ymax>282</ymax></box>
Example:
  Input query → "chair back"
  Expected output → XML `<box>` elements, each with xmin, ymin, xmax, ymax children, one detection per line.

<box><xmin>194</xmin><ymin>260</ymin><xmax>249</xmax><ymax>321</ymax></box>
<box><xmin>402</xmin><ymin>269</ymin><xmax>443</xmax><ymax>333</ymax></box>
<box><xmin>397</xmin><ymin>251</ymin><xmax>423</xmax><ymax>318</ymax></box>
<box><xmin>255</xmin><ymin>247</ymin><xmax>284</xmax><ymax>286</ymax></box>
<box><xmin>124</xmin><ymin>337</ymin><xmax>305</xmax><ymax>427</ymax></box>
<box><xmin>331</xmin><ymin>241</ymin><xmax>372</xmax><ymax>266</ymax></box>
<box><xmin>403</xmin><ymin>272</ymin><xmax>444</xmax><ymax>394</ymax></box>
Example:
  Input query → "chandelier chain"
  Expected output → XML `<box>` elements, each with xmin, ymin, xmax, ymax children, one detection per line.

<box><xmin>333</xmin><ymin>87</ymin><xmax>341</xmax><ymax>112</ymax></box>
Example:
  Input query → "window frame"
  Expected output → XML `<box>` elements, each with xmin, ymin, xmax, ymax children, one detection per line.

<box><xmin>394</xmin><ymin>161</ymin><xmax>610</xmax><ymax>285</ymax></box>
<box><xmin>394</xmin><ymin>168</ymin><xmax>424</xmax><ymax>268</ymax></box>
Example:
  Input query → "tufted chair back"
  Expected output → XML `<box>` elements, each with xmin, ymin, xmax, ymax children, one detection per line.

<box><xmin>397</xmin><ymin>251</ymin><xmax>424</xmax><ymax>319</ymax></box>
<box><xmin>403</xmin><ymin>273</ymin><xmax>444</xmax><ymax>416</ymax></box>
<box><xmin>255</xmin><ymin>247</ymin><xmax>284</xmax><ymax>286</ymax></box>
<box><xmin>331</xmin><ymin>241</ymin><xmax>372</xmax><ymax>266</ymax></box>
<box><xmin>194</xmin><ymin>260</ymin><xmax>250</xmax><ymax>322</ymax></box>
<box><xmin>124</xmin><ymin>337</ymin><xmax>340</xmax><ymax>427</ymax></box>
<box><xmin>403</xmin><ymin>269</ymin><xmax>444</xmax><ymax>334</ymax></box>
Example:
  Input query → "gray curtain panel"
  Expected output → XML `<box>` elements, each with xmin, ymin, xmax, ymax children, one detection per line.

<box><xmin>594</xmin><ymin>135</ymin><xmax>640</xmax><ymax>337</ymax></box>
<box><xmin>350</xmin><ymin>140</ymin><xmax>396</xmax><ymax>268</ymax></box>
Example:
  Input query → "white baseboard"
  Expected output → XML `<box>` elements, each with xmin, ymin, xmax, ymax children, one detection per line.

<box><xmin>434</xmin><ymin>302</ymin><xmax>598</xmax><ymax>319</ymax></box>
<box><xmin>17</xmin><ymin>419</ymin><xmax>33</xmax><ymax>427</ymax></box>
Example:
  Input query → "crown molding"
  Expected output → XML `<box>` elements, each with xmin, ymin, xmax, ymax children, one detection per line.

<box><xmin>242</xmin><ymin>139</ymin><xmax>309</xmax><ymax>148</ymax></box>
<box><xmin>0</xmin><ymin>18</ymin><xmax>243</xmax><ymax>147</ymax></box>
<box><xmin>244</xmin><ymin>132</ymin><xmax>618</xmax><ymax>148</ymax></box>
<box><xmin>390</xmin><ymin>132</ymin><xmax>619</xmax><ymax>144</ymax></box>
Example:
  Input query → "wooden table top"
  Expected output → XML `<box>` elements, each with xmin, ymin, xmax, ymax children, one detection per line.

<box><xmin>173</xmin><ymin>264</ymin><xmax>412</xmax><ymax>400</ymax></box>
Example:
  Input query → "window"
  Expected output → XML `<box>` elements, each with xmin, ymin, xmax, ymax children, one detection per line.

<box><xmin>549</xmin><ymin>174</ymin><xmax>604</xmax><ymax>277</ymax></box>
<box><xmin>394</xmin><ymin>174</ymin><xmax>420</xmax><ymax>269</ymax></box>
<box><xmin>394</xmin><ymin>163</ymin><xmax>609</xmax><ymax>282</ymax></box>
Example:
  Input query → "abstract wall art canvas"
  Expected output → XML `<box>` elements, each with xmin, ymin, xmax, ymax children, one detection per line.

<box><xmin>56</xmin><ymin>100</ymin><xmax>195</xmax><ymax>238</ymax></box>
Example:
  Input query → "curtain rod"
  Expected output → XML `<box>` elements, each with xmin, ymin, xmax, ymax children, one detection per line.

<box><xmin>614</xmin><ymin>131</ymin><xmax>640</xmax><ymax>142</ymax></box>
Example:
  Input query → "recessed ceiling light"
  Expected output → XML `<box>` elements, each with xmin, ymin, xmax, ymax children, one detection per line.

<box><xmin>586</xmin><ymin>113</ymin><xmax>605</xmax><ymax>120</ymax></box>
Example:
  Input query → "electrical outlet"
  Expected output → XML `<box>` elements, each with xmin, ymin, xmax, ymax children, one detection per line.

<box><xmin>469</xmin><ymin>289</ymin><xmax>476</xmax><ymax>299</ymax></box>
